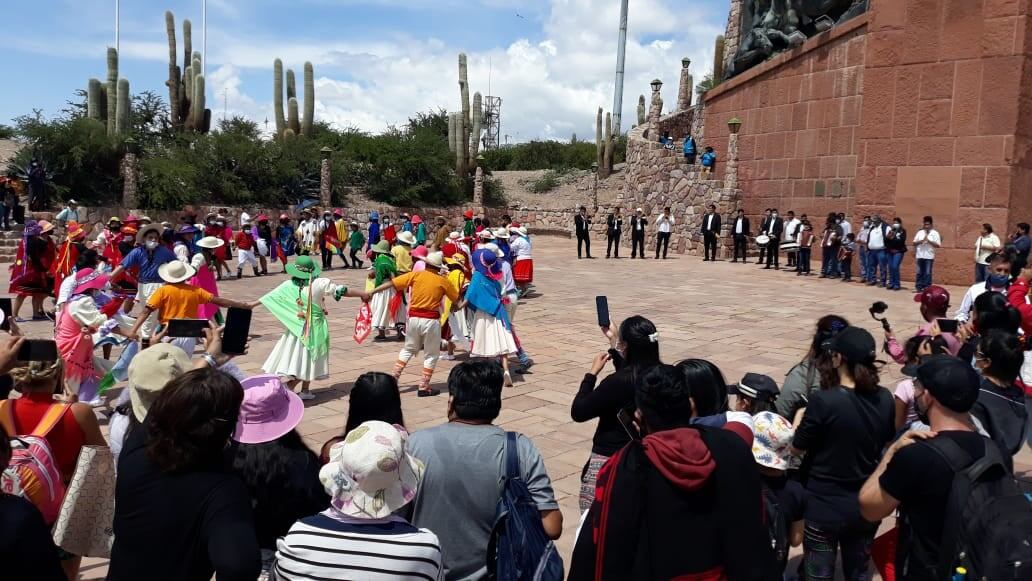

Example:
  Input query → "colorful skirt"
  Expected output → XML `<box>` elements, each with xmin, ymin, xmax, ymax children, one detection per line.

<box><xmin>579</xmin><ymin>452</ymin><xmax>610</xmax><ymax>513</ymax></box>
<box><xmin>470</xmin><ymin>310</ymin><xmax>517</xmax><ymax>357</ymax></box>
<box><xmin>513</xmin><ymin>258</ymin><xmax>534</xmax><ymax>284</ymax></box>
<box><xmin>8</xmin><ymin>268</ymin><xmax>49</xmax><ymax>296</ymax></box>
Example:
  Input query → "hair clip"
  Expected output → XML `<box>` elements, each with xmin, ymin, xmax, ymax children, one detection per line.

<box><xmin>648</xmin><ymin>332</ymin><xmax>660</xmax><ymax>343</ymax></box>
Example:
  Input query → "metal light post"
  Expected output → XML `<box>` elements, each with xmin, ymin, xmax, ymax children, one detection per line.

<box><xmin>202</xmin><ymin>0</ymin><xmax>207</xmax><ymax>77</ymax></box>
<box><xmin>114</xmin><ymin>0</ymin><xmax>120</xmax><ymax>53</ymax></box>
<box><xmin>612</xmin><ymin>0</ymin><xmax>629</xmax><ymax>135</ymax></box>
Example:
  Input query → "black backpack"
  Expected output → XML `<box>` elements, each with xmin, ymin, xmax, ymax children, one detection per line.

<box><xmin>927</xmin><ymin>437</ymin><xmax>1032</xmax><ymax>579</ymax></box>
<box><xmin>760</xmin><ymin>483</ymin><xmax>789</xmax><ymax>574</ymax></box>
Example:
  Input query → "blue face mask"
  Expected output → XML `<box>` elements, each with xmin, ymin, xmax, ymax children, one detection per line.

<box><xmin>989</xmin><ymin>274</ymin><xmax>1010</xmax><ymax>288</ymax></box>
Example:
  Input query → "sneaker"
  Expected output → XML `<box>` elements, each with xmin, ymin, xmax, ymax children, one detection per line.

<box><xmin>373</xmin><ymin>334</ymin><xmax>388</xmax><ymax>342</ymax></box>
<box><xmin>417</xmin><ymin>388</ymin><xmax>441</xmax><ymax>397</ymax></box>
<box><xmin>236</xmin><ymin>270</ymin><xmax>243</xmax><ymax>279</ymax></box>
<box><xmin>298</xmin><ymin>391</ymin><xmax>316</xmax><ymax>401</ymax></box>
<box><xmin>439</xmin><ymin>354</ymin><xmax>456</xmax><ymax>361</ymax></box>
<box><xmin>519</xmin><ymin>358</ymin><xmax>535</xmax><ymax>371</ymax></box>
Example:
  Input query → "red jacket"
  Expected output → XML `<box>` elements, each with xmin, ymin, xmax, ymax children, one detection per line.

<box><xmin>1007</xmin><ymin>279</ymin><xmax>1032</xmax><ymax>337</ymax></box>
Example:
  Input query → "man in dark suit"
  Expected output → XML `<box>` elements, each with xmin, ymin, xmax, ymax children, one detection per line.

<box><xmin>763</xmin><ymin>208</ymin><xmax>785</xmax><ymax>269</ymax></box>
<box><xmin>606</xmin><ymin>207</ymin><xmax>623</xmax><ymax>259</ymax></box>
<box><xmin>756</xmin><ymin>209</ymin><xmax>772</xmax><ymax>264</ymax></box>
<box><xmin>700</xmin><ymin>204</ymin><xmax>722</xmax><ymax>262</ymax></box>
<box><xmin>630</xmin><ymin>208</ymin><xmax>647</xmax><ymax>259</ymax></box>
<box><xmin>574</xmin><ymin>205</ymin><xmax>593</xmax><ymax>259</ymax></box>
<box><xmin>731</xmin><ymin>208</ymin><xmax>750</xmax><ymax>263</ymax></box>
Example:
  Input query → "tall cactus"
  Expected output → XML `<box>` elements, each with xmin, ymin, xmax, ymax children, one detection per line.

<box><xmin>287</xmin><ymin>97</ymin><xmax>300</xmax><ymax>135</ymax></box>
<box><xmin>470</xmin><ymin>92</ymin><xmax>483</xmax><ymax>160</ymax></box>
<box><xmin>87</xmin><ymin>79</ymin><xmax>103</xmax><ymax>121</ymax></box>
<box><xmin>192</xmin><ymin>75</ymin><xmax>206</xmax><ymax>131</ymax></box>
<box><xmin>713</xmin><ymin>35</ymin><xmax>726</xmax><ymax>84</ymax></box>
<box><xmin>286</xmin><ymin>69</ymin><xmax>297</xmax><ymax>101</ymax></box>
<box><xmin>302</xmin><ymin>62</ymin><xmax>314</xmax><ymax>137</ymax></box>
<box><xmin>595</xmin><ymin>107</ymin><xmax>604</xmax><ymax>170</ymax></box>
<box><xmin>458</xmin><ymin>53</ymin><xmax>470</xmax><ymax>176</ymax></box>
<box><xmin>447</xmin><ymin>113</ymin><xmax>457</xmax><ymax>154</ymax></box>
<box><xmin>116</xmin><ymin>78</ymin><xmax>130</xmax><ymax>135</ymax></box>
<box><xmin>183</xmin><ymin>19</ymin><xmax>192</xmax><ymax>77</ymax></box>
<box><xmin>165</xmin><ymin>11</ymin><xmax>181</xmax><ymax>130</ymax></box>
<box><xmin>636</xmin><ymin>95</ymin><xmax>646</xmax><ymax>126</ymax></box>
<box><xmin>273</xmin><ymin>59</ymin><xmax>285</xmax><ymax>136</ymax></box>
<box><xmin>106</xmin><ymin>47</ymin><xmax>119</xmax><ymax>136</ymax></box>
<box><xmin>602</xmin><ymin>112</ymin><xmax>613</xmax><ymax>178</ymax></box>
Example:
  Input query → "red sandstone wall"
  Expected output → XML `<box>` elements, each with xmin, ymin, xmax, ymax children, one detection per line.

<box><xmin>856</xmin><ymin>0</ymin><xmax>1032</xmax><ymax>284</ymax></box>
<box><xmin>703</xmin><ymin>16</ymin><xmax>869</xmax><ymax>227</ymax></box>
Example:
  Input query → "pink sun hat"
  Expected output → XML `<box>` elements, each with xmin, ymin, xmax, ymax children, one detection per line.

<box><xmin>232</xmin><ymin>375</ymin><xmax>306</xmax><ymax>444</ymax></box>
<box><xmin>411</xmin><ymin>246</ymin><xmax>429</xmax><ymax>260</ymax></box>
<box><xmin>73</xmin><ymin>268</ymin><xmax>110</xmax><ymax>295</ymax></box>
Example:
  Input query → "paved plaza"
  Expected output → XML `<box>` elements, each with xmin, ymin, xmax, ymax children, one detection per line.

<box><xmin>7</xmin><ymin>234</ymin><xmax>1029</xmax><ymax>578</ymax></box>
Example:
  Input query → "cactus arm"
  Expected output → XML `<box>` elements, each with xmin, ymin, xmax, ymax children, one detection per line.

<box><xmin>302</xmin><ymin>62</ymin><xmax>314</xmax><ymax>137</ymax></box>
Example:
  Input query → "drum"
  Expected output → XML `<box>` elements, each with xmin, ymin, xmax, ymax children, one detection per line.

<box><xmin>755</xmin><ymin>235</ymin><xmax>771</xmax><ymax>246</ymax></box>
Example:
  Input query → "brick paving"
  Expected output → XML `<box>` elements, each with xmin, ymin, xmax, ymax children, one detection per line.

<box><xmin>6</xmin><ymin>234</ymin><xmax>1029</xmax><ymax>579</ymax></box>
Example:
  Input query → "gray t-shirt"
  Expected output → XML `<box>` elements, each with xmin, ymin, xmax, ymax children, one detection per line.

<box><xmin>405</xmin><ymin>423</ymin><xmax>558</xmax><ymax>581</ymax></box>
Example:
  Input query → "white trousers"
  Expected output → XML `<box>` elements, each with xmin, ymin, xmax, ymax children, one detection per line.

<box><xmin>399</xmin><ymin>317</ymin><xmax>441</xmax><ymax>370</ymax></box>
<box><xmin>238</xmin><ymin>249</ymin><xmax>258</xmax><ymax>268</ymax></box>
<box><xmin>136</xmin><ymin>282</ymin><xmax>163</xmax><ymax>339</ymax></box>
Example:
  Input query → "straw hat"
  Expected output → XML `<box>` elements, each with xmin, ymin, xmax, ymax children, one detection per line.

<box><xmin>285</xmin><ymin>255</ymin><xmax>322</xmax><ymax>279</ymax></box>
<box><xmin>136</xmin><ymin>224</ymin><xmax>163</xmax><ymax>244</ymax></box>
<box><xmin>107</xmin><ymin>216</ymin><xmax>122</xmax><ymax>225</ymax></box>
<box><xmin>517</xmin><ymin>226</ymin><xmax>528</xmax><ymax>237</ymax></box>
<box><xmin>397</xmin><ymin>231</ymin><xmax>416</xmax><ymax>246</ymax></box>
<box><xmin>157</xmin><ymin>260</ymin><xmax>197</xmax><ymax>284</ymax></box>
<box><xmin>196</xmin><ymin>236</ymin><xmax>225</xmax><ymax>249</ymax></box>
<box><xmin>127</xmin><ymin>343</ymin><xmax>192</xmax><ymax>422</ymax></box>
<box><xmin>232</xmin><ymin>375</ymin><xmax>306</xmax><ymax>444</ymax></box>
<box><xmin>478</xmin><ymin>229</ymin><xmax>495</xmax><ymax>240</ymax></box>
<box><xmin>371</xmin><ymin>240</ymin><xmax>391</xmax><ymax>254</ymax></box>
<box><xmin>492</xmin><ymin>227</ymin><xmax>509</xmax><ymax>239</ymax></box>
<box><xmin>482</xmin><ymin>242</ymin><xmax>505</xmax><ymax>258</ymax></box>
<box><xmin>425</xmin><ymin>251</ymin><xmax>445</xmax><ymax>269</ymax></box>
<box><xmin>319</xmin><ymin>421</ymin><xmax>424</xmax><ymax>519</ymax></box>
<box><xmin>37</xmin><ymin>220</ymin><xmax>54</xmax><ymax>234</ymax></box>
<box><xmin>448</xmin><ymin>231</ymin><xmax>462</xmax><ymax>241</ymax></box>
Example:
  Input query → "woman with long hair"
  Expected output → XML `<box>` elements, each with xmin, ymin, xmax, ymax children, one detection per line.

<box><xmin>792</xmin><ymin>326</ymin><xmax>895</xmax><ymax>581</ymax></box>
<box><xmin>777</xmin><ymin>315</ymin><xmax>850</xmax><ymax>425</ymax></box>
<box><xmin>884</xmin><ymin>217</ymin><xmax>908</xmax><ymax>290</ymax></box>
<box><xmin>108</xmin><ymin>367</ymin><xmax>260</xmax><ymax>581</ymax></box>
<box><xmin>319</xmin><ymin>371</ymin><xmax>406</xmax><ymax>463</ymax></box>
<box><xmin>675</xmin><ymin>358</ymin><xmax>730</xmax><ymax>421</ymax></box>
<box><xmin>571</xmin><ymin>315</ymin><xmax>661</xmax><ymax>512</ymax></box>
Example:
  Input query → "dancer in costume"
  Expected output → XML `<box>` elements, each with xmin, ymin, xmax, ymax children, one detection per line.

<box><xmin>412</xmin><ymin>215</ymin><xmax>427</xmax><ymax>246</ymax></box>
<box><xmin>50</xmin><ymin>221</ymin><xmax>86</xmax><ymax>299</ymax></box>
<box><xmin>393</xmin><ymin>231</ymin><xmax>416</xmax><ymax>273</ymax></box>
<box><xmin>462</xmin><ymin>210</ymin><xmax>475</xmax><ymax>238</ymax></box>
<box><xmin>319</xmin><ymin>209</ymin><xmax>341</xmax><ymax>269</ymax></box>
<box><xmin>367</xmin><ymin>210</ymin><xmax>382</xmax><ymax>249</ymax></box>
<box><xmin>9</xmin><ymin>221</ymin><xmax>53</xmax><ymax>321</ymax></box>
<box><xmin>190</xmin><ymin>236</ymin><xmax>225</xmax><ymax>323</ymax></box>
<box><xmin>332</xmin><ymin>209</ymin><xmax>351</xmax><ymax>268</ymax></box>
<box><xmin>369</xmin><ymin>240</ymin><xmax>407</xmax><ymax>342</ymax></box>
<box><xmin>483</xmin><ymin>242</ymin><xmax>535</xmax><ymax>375</ymax></box>
<box><xmin>369</xmin><ymin>251</ymin><xmax>458</xmax><ymax>397</ymax></box>
<box><xmin>276</xmin><ymin>214</ymin><xmax>296</xmax><ymax>273</ymax></box>
<box><xmin>108</xmin><ymin>224</ymin><xmax>178</xmax><ymax>339</ymax></box>
<box><xmin>235</xmin><ymin>217</ymin><xmax>261</xmax><ymax>278</ymax></box>
<box><xmin>173</xmin><ymin>224</ymin><xmax>198</xmax><ymax>263</ymax></box>
<box><xmin>55</xmin><ymin>269</ymin><xmax>126</xmax><ymax>403</ymax></box>
<box><xmin>260</xmin><ymin>255</ymin><xmax>367</xmax><ymax>400</ymax></box>
<box><xmin>460</xmin><ymin>247</ymin><xmax>518</xmax><ymax>386</ymax></box>
<box><xmin>383</xmin><ymin>215</ymin><xmax>397</xmax><ymax>246</ymax></box>
<box><xmin>440</xmin><ymin>254</ymin><xmax>470</xmax><ymax>360</ymax></box>
<box><xmin>255</xmin><ymin>215</ymin><xmax>274</xmax><ymax>275</ymax></box>
<box><xmin>348</xmin><ymin>222</ymin><xmax>366</xmax><ymax>269</ymax></box>
<box><xmin>509</xmin><ymin>225</ymin><xmax>534</xmax><ymax>296</ymax></box>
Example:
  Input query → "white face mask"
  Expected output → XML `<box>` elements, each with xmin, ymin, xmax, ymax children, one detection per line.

<box><xmin>893</xmin><ymin>223</ymin><xmax>901</xmax><ymax>229</ymax></box>
<box><xmin>145</xmin><ymin>240</ymin><xmax>159</xmax><ymax>250</ymax></box>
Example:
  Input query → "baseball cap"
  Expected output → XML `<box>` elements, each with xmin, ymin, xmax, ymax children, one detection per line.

<box><xmin>826</xmin><ymin>326</ymin><xmax>877</xmax><ymax>365</ymax></box>
<box><xmin>914</xmin><ymin>285</ymin><xmax>950</xmax><ymax>312</ymax></box>
<box><xmin>903</xmin><ymin>354</ymin><xmax>980</xmax><ymax>413</ymax></box>
<box><xmin>728</xmin><ymin>373</ymin><xmax>780</xmax><ymax>402</ymax></box>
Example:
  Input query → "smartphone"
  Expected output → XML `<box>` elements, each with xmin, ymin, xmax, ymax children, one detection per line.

<box><xmin>616</xmin><ymin>408</ymin><xmax>640</xmax><ymax>441</ymax></box>
<box><xmin>937</xmin><ymin>319</ymin><xmax>959</xmax><ymax>334</ymax></box>
<box><xmin>17</xmin><ymin>339</ymin><xmax>58</xmax><ymax>362</ymax></box>
<box><xmin>595</xmin><ymin>296</ymin><xmax>610</xmax><ymax>328</ymax></box>
<box><xmin>0</xmin><ymin>298</ymin><xmax>11</xmax><ymax>332</ymax></box>
<box><xmin>165</xmin><ymin>318</ymin><xmax>210</xmax><ymax>338</ymax></box>
<box><xmin>222</xmin><ymin>307</ymin><xmax>252</xmax><ymax>356</ymax></box>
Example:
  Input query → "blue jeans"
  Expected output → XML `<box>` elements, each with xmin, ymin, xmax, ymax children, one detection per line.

<box><xmin>867</xmin><ymin>249</ymin><xmax>886</xmax><ymax>284</ymax></box>
<box><xmin>799</xmin><ymin>247</ymin><xmax>812</xmax><ymax>273</ymax></box>
<box><xmin>888</xmin><ymin>252</ymin><xmax>904</xmax><ymax>288</ymax></box>
<box><xmin>975</xmin><ymin>263</ymin><xmax>989</xmax><ymax>283</ymax></box>
<box><xmin>803</xmin><ymin>522</ymin><xmax>876</xmax><ymax>581</ymax></box>
<box><xmin>858</xmin><ymin>246</ymin><xmax>868</xmax><ymax>279</ymax></box>
<box><xmin>916</xmin><ymin>258</ymin><xmax>934</xmax><ymax>290</ymax></box>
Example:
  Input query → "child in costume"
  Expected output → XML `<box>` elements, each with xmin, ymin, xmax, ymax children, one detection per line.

<box><xmin>509</xmin><ymin>225</ymin><xmax>534</xmax><ymax>296</ymax></box>
<box><xmin>393</xmin><ymin>231</ymin><xmax>416</xmax><ymax>274</ymax></box>
<box><xmin>461</xmin><ymin>247</ymin><xmax>518</xmax><ymax>386</ymax></box>
<box><xmin>348</xmin><ymin>222</ymin><xmax>366</xmax><ymax>269</ymax></box>
<box><xmin>260</xmin><ymin>256</ymin><xmax>367</xmax><ymax>400</ymax></box>
<box><xmin>235</xmin><ymin>219</ymin><xmax>261</xmax><ymax>278</ymax></box>
<box><xmin>190</xmin><ymin>236</ymin><xmax>226</xmax><ymax>323</ymax></box>
<box><xmin>440</xmin><ymin>254</ymin><xmax>470</xmax><ymax>360</ymax></box>
<box><xmin>367</xmin><ymin>210</ymin><xmax>382</xmax><ymax>249</ymax></box>
<box><xmin>276</xmin><ymin>214</ymin><xmax>296</xmax><ymax>273</ymax></box>
<box><xmin>255</xmin><ymin>214</ymin><xmax>275</xmax><ymax>275</ymax></box>
<box><xmin>369</xmin><ymin>240</ymin><xmax>407</xmax><ymax>342</ymax></box>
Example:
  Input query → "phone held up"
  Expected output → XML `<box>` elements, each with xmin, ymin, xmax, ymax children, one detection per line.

<box><xmin>222</xmin><ymin>307</ymin><xmax>252</xmax><ymax>356</ymax></box>
<box><xmin>869</xmin><ymin>301</ymin><xmax>891</xmax><ymax>332</ymax></box>
<box><xmin>165</xmin><ymin>318</ymin><xmax>210</xmax><ymax>338</ymax></box>
<box><xmin>596</xmin><ymin>296</ymin><xmax>610</xmax><ymax>329</ymax></box>
<box><xmin>17</xmin><ymin>339</ymin><xmax>58</xmax><ymax>362</ymax></box>
<box><xmin>936</xmin><ymin>318</ymin><xmax>959</xmax><ymax>334</ymax></box>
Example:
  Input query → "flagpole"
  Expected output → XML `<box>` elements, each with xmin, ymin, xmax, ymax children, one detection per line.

<box><xmin>202</xmin><ymin>0</ymin><xmax>207</xmax><ymax>77</ymax></box>
<box><xmin>114</xmin><ymin>0</ymin><xmax>120</xmax><ymax>53</ymax></box>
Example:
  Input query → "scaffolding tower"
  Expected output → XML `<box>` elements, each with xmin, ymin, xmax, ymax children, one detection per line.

<box><xmin>482</xmin><ymin>96</ymin><xmax>502</xmax><ymax>150</ymax></box>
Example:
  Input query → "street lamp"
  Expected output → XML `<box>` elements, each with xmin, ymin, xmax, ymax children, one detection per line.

<box><xmin>727</xmin><ymin>117</ymin><xmax>742</xmax><ymax>134</ymax></box>
<box><xmin>320</xmin><ymin>146</ymin><xmax>333</xmax><ymax>160</ymax></box>
<box><xmin>650</xmin><ymin>78</ymin><xmax>663</xmax><ymax>93</ymax></box>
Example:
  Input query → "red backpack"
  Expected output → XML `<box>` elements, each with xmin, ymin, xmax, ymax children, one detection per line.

<box><xmin>0</xmin><ymin>400</ymin><xmax>69</xmax><ymax>524</ymax></box>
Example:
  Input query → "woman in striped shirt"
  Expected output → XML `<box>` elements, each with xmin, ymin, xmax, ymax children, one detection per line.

<box><xmin>273</xmin><ymin>421</ymin><xmax>443</xmax><ymax>581</ymax></box>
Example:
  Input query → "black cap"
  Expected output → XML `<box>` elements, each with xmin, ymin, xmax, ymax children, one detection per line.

<box><xmin>907</xmin><ymin>354</ymin><xmax>980</xmax><ymax>413</ymax></box>
<box><xmin>729</xmin><ymin>373</ymin><xmax>780</xmax><ymax>402</ymax></box>
<box><xmin>826</xmin><ymin>326</ymin><xmax>877</xmax><ymax>364</ymax></box>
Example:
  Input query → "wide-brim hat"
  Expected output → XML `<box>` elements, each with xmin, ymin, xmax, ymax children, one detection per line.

<box><xmin>371</xmin><ymin>240</ymin><xmax>391</xmax><ymax>254</ymax></box>
<box><xmin>397</xmin><ymin>231</ymin><xmax>417</xmax><ymax>246</ymax></box>
<box><xmin>286</xmin><ymin>255</ymin><xmax>322</xmax><ymax>279</ymax></box>
<box><xmin>517</xmin><ymin>226</ymin><xmax>528</xmax><ymax>237</ymax></box>
<box><xmin>751</xmin><ymin>411</ymin><xmax>795</xmax><ymax>471</ymax></box>
<box><xmin>448</xmin><ymin>231</ymin><xmax>462</xmax><ymax>241</ymax></box>
<box><xmin>196</xmin><ymin>236</ymin><xmax>225</xmax><ymax>249</ymax></box>
<box><xmin>482</xmin><ymin>242</ymin><xmax>505</xmax><ymax>258</ymax></box>
<box><xmin>158</xmin><ymin>260</ymin><xmax>197</xmax><ymax>283</ymax></box>
<box><xmin>66</xmin><ymin>221</ymin><xmax>86</xmax><ymax>240</ymax></box>
<box><xmin>72</xmin><ymin>268</ymin><xmax>109</xmax><ymax>296</ymax></box>
<box><xmin>37</xmin><ymin>220</ymin><xmax>54</xmax><ymax>234</ymax></box>
<box><xmin>319</xmin><ymin>421</ymin><xmax>424</xmax><ymax>519</ymax></box>
<box><xmin>473</xmin><ymin>248</ymin><xmax>503</xmax><ymax>280</ymax></box>
<box><xmin>107</xmin><ymin>216</ymin><xmax>122</xmax><ymax>225</ymax></box>
<box><xmin>411</xmin><ymin>215</ymin><xmax>423</xmax><ymax>225</ymax></box>
<box><xmin>128</xmin><ymin>343</ymin><xmax>192</xmax><ymax>422</ymax></box>
<box><xmin>233</xmin><ymin>375</ymin><xmax>306</xmax><ymax>444</ymax></box>
<box><xmin>492</xmin><ymin>227</ymin><xmax>510</xmax><ymax>239</ymax></box>
<box><xmin>478</xmin><ymin>229</ymin><xmax>496</xmax><ymax>240</ymax></box>
<box><xmin>177</xmin><ymin>224</ymin><xmax>198</xmax><ymax>235</ymax></box>
<box><xmin>136</xmin><ymin>224</ymin><xmax>163</xmax><ymax>244</ymax></box>
<box><xmin>425</xmin><ymin>251</ymin><xmax>445</xmax><ymax>269</ymax></box>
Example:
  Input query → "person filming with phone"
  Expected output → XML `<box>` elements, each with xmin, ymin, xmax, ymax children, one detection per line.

<box><xmin>882</xmin><ymin>286</ymin><xmax>960</xmax><ymax>364</ymax></box>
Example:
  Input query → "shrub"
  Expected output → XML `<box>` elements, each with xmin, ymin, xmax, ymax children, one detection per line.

<box><xmin>529</xmin><ymin>170</ymin><xmax>561</xmax><ymax>193</ymax></box>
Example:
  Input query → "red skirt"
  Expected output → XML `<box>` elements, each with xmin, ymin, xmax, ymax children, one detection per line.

<box><xmin>8</xmin><ymin>269</ymin><xmax>49</xmax><ymax>296</ymax></box>
<box><xmin>513</xmin><ymin>259</ymin><xmax>533</xmax><ymax>284</ymax></box>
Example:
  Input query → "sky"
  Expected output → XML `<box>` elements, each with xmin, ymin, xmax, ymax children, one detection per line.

<box><xmin>2</xmin><ymin>0</ymin><xmax>730</xmax><ymax>142</ymax></box>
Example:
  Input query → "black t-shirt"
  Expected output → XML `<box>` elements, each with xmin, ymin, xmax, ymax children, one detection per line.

<box><xmin>108</xmin><ymin>426</ymin><xmax>261</xmax><ymax>581</ymax></box>
<box><xmin>793</xmin><ymin>385</ymin><xmax>895</xmax><ymax>527</ymax></box>
<box><xmin>0</xmin><ymin>494</ymin><xmax>65</xmax><ymax>581</ymax></box>
<box><xmin>879</xmin><ymin>431</ymin><xmax>997</xmax><ymax>581</ymax></box>
<box><xmin>570</xmin><ymin>350</ymin><xmax>635</xmax><ymax>457</ymax></box>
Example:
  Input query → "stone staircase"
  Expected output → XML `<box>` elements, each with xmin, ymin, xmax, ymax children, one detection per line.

<box><xmin>0</xmin><ymin>211</ymin><xmax>57</xmax><ymax>264</ymax></box>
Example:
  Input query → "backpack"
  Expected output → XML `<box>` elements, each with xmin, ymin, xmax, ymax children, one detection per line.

<box><xmin>0</xmin><ymin>400</ymin><xmax>69</xmax><ymax>524</ymax></box>
<box><xmin>486</xmin><ymin>432</ymin><xmax>564</xmax><ymax>581</ymax></box>
<box><xmin>927</xmin><ymin>437</ymin><xmax>1032</xmax><ymax>579</ymax></box>
<box><xmin>760</xmin><ymin>483</ymin><xmax>789</xmax><ymax>572</ymax></box>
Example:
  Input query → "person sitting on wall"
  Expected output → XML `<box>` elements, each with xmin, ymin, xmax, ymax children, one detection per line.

<box><xmin>701</xmin><ymin>147</ymin><xmax>718</xmax><ymax>177</ymax></box>
<box><xmin>683</xmin><ymin>134</ymin><xmax>697</xmax><ymax>164</ymax></box>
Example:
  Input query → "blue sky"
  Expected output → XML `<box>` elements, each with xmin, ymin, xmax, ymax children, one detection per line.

<box><xmin>3</xmin><ymin>0</ymin><xmax>729</xmax><ymax>140</ymax></box>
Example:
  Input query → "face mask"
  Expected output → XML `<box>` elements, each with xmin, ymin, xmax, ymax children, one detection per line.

<box><xmin>893</xmin><ymin>223</ymin><xmax>901</xmax><ymax>229</ymax></box>
<box><xmin>145</xmin><ymin>240</ymin><xmax>159</xmax><ymax>250</ymax></box>
<box><xmin>989</xmin><ymin>274</ymin><xmax>1010</xmax><ymax>288</ymax></box>
<box><xmin>863</xmin><ymin>221</ymin><xmax>870</xmax><ymax>228</ymax></box>
<box><xmin>836</xmin><ymin>219</ymin><xmax>842</xmax><ymax>224</ymax></box>
<box><xmin>216</xmin><ymin>221</ymin><xmax>225</xmax><ymax>227</ymax></box>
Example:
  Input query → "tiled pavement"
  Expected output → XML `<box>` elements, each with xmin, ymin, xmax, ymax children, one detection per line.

<box><xmin>6</xmin><ymin>235</ymin><xmax>1030</xmax><ymax>579</ymax></box>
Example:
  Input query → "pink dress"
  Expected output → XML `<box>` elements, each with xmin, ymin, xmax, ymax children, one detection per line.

<box><xmin>55</xmin><ymin>296</ymin><xmax>108</xmax><ymax>397</ymax></box>
<box><xmin>189</xmin><ymin>253</ymin><xmax>221</xmax><ymax>320</ymax></box>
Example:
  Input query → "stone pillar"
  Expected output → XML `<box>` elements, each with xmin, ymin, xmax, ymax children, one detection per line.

<box><xmin>473</xmin><ymin>166</ymin><xmax>484</xmax><ymax>209</ymax></box>
<box><xmin>121</xmin><ymin>152</ymin><xmax>138</xmax><ymax>209</ymax></box>
<box><xmin>723</xmin><ymin>0</ymin><xmax>744</xmax><ymax>73</ymax></box>
<box><xmin>319</xmin><ymin>147</ymin><xmax>332</xmax><ymax>208</ymax></box>
<box><xmin>676</xmin><ymin>58</ymin><xmax>693</xmax><ymax>112</ymax></box>
<box><xmin>725</xmin><ymin>132</ymin><xmax>739</xmax><ymax>190</ymax></box>
<box><xmin>648</xmin><ymin>79</ymin><xmax>664</xmax><ymax>142</ymax></box>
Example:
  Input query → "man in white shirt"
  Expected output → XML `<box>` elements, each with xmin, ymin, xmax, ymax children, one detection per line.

<box><xmin>866</xmin><ymin>214</ymin><xmax>888</xmax><ymax>285</ymax></box>
<box><xmin>955</xmin><ymin>252</ymin><xmax>1012</xmax><ymax>322</ymax></box>
<box><xmin>731</xmin><ymin>209</ymin><xmax>750</xmax><ymax>263</ymax></box>
<box><xmin>837</xmin><ymin>212</ymin><xmax>852</xmax><ymax>237</ymax></box>
<box><xmin>655</xmin><ymin>206</ymin><xmax>675</xmax><ymax>259</ymax></box>
<box><xmin>782</xmin><ymin>210</ymin><xmax>801</xmax><ymax>269</ymax></box>
<box><xmin>630</xmin><ymin>208</ymin><xmax>647</xmax><ymax>259</ymax></box>
<box><xmin>974</xmin><ymin>223</ymin><xmax>1002</xmax><ymax>283</ymax></box>
<box><xmin>912</xmin><ymin>215</ymin><xmax>942</xmax><ymax>292</ymax></box>
<box><xmin>856</xmin><ymin>216</ymin><xmax>871</xmax><ymax>281</ymax></box>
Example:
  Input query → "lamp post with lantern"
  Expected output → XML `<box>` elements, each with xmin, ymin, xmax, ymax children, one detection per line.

<box><xmin>725</xmin><ymin>117</ymin><xmax>742</xmax><ymax>190</ymax></box>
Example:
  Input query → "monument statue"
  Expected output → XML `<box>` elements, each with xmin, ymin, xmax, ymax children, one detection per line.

<box><xmin>726</xmin><ymin>0</ymin><xmax>867</xmax><ymax>79</ymax></box>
